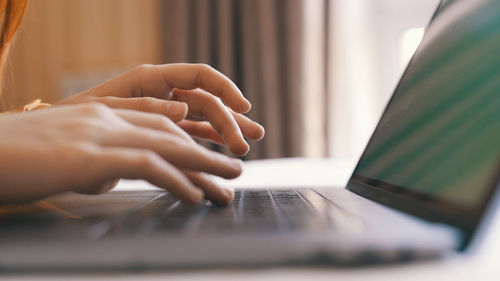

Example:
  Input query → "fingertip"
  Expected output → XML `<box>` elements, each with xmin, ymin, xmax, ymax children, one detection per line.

<box><xmin>225</xmin><ymin>129</ymin><xmax>250</xmax><ymax>156</ymax></box>
<box><xmin>230</xmin><ymin>158</ymin><xmax>244</xmax><ymax>178</ymax></box>
<box><xmin>249</xmin><ymin>124</ymin><xmax>265</xmax><ymax>141</ymax></box>
<box><xmin>185</xmin><ymin>188</ymin><xmax>204</xmax><ymax>204</ymax></box>
<box><xmin>178</xmin><ymin>102</ymin><xmax>188</xmax><ymax>120</ymax></box>
<box><xmin>243</xmin><ymin>99</ymin><xmax>252</xmax><ymax>111</ymax></box>
<box><xmin>228</xmin><ymin>88</ymin><xmax>251</xmax><ymax>113</ymax></box>
<box><xmin>231</xmin><ymin>141</ymin><xmax>250</xmax><ymax>157</ymax></box>
<box><xmin>213</xmin><ymin>186</ymin><xmax>235</xmax><ymax>206</ymax></box>
<box><xmin>234</xmin><ymin>99</ymin><xmax>251</xmax><ymax>114</ymax></box>
<box><xmin>242</xmin><ymin>142</ymin><xmax>251</xmax><ymax>155</ymax></box>
<box><xmin>257</xmin><ymin>125</ymin><xmax>265</xmax><ymax>140</ymax></box>
<box><xmin>223</xmin><ymin>186</ymin><xmax>235</xmax><ymax>202</ymax></box>
<box><xmin>165</xmin><ymin>101</ymin><xmax>188</xmax><ymax>122</ymax></box>
<box><xmin>170</xmin><ymin>166</ymin><xmax>205</xmax><ymax>204</ymax></box>
<box><xmin>226</xmin><ymin>130</ymin><xmax>249</xmax><ymax>156</ymax></box>
<box><xmin>217</xmin><ymin>157</ymin><xmax>244</xmax><ymax>179</ymax></box>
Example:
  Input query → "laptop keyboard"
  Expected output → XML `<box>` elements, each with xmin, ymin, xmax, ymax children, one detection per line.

<box><xmin>87</xmin><ymin>189</ymin><xmax>340</xmax><ymax>238</ymax></box>
<box><xmin>0</xmin><ymin>189</ymin><xmax>356</xmax><ymax>240</ymax></box>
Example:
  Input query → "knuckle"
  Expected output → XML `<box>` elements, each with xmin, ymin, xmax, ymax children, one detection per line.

<box><xmin>66</xmin><ymin>117</ymin><xmax>104</xmax><ymax>138</ymax></box>
<box><xmin>137</xmin><ymin>150</ymin><xmax>161</xmax><ymax>169</ymax></box>
<box><xmin>136</xmin><ymin>63</ymin><xmax>154</xmax><ymax>71</ymax></box>
<box><xmin>59</xmin><ymin>142</ymin><xmax>101</xmax><ymax>175</ymax></box>
<box><xmin>195</xmin><ymin>64</ymin><xmax>215</xmax><ymax>87</ymax></box>
<box><xmin>73</xmin><ymin>142</ymin><xmax>97</xmax><ymax>155</ymax></box>
<box><xmin>196</xmin><ymin>63</ymin><xmax>213</xmax><ymax>72</ymax></box>
<box><xmin>202</xmin><ymin>92</ymin><xmax>222</xmax><ymax>107</ymax></box>
<box><xmin>139</xmin><ymin>97</ymin><xmax>157</xmax><ymax>110</ymax></box>
<box><xmin>173</xmin><ymin>132</ymin><xmax>195</xmax><ymax>145</ymax></box>
<box><xmin>163</xmin><ymin>134</ymin><xmax>191</xmax><ymax>150</ymax></box>
<box><xmin>134</xmin><ymin>64</ymin><xmax>155</xmax><ymax>76</ymax></box>
<box><xmin>203</xmin><ymin>95</ymin><xmax>225</xmax><ymax>115</ymax></box>
<box><xmin>221</xmin><ymin>79</ymin><xmax>233</xmax><ymax>92</ymax></box>
<box><xmin>212</xmin><ymin>96</ymin><xmax>225</xmax><ymax>107</ymax></box>
<box><xmin>80</xmin><ymin>102</ymin><xmax>109</xmax><ymax>116</ymax></box>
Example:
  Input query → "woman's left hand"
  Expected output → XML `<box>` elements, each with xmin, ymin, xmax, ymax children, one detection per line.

<box><xmin>57</xmin><ymin>63</ymin><xmax>265</xmax><ymax>156</ymax></box>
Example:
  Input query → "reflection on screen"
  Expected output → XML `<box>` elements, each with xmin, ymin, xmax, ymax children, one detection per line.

<box><xmin>354</xmin><ymin>0</ymin><xmax>500</xmax><ymax>208</ymax></box>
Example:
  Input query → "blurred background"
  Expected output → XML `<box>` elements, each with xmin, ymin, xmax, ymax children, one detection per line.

<box><xmin>3</xmin><ymin>0</ymin><xmax>438</xmax><ymax>160</ymax></box>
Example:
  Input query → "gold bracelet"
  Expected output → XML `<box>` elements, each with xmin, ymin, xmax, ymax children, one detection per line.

<box><xmin>0</xmin><ymin>99</ymin><xmax>51</xmax><ymax>115</ymax></box>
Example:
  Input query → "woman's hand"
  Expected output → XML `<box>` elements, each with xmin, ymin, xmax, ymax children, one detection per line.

<box><xmin>57</xmin><ymin>64</ymin><xmax>265</xmax><ymax>156</ymax></box>
<box><xmin>0</xmin><ymin>103</ymin><xmax>242</xmax><ymax>205</ymax></box>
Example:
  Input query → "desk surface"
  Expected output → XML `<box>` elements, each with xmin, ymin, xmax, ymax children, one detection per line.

<box><xmin>5</xmin><ymin>158</ymin><xmax>500</xmax><ymax>281</ymax></box>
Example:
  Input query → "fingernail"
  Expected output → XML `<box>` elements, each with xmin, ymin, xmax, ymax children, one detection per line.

<box><xmin>188</xmin><ymin>188</ymin><xmax>204</xmax><ymax>204</ymax></box>
<box><xmin>236</xmin><ymin>98</ymin><xmax>251</xmax><ymax>113</ymax></box>
<box><xmin>216</xmin><ymin>156</ymin><xmax>243</xmax><ymax>179</ymax></box>
<box><xmin>223</xmin><ymin>186</ymin><xmax>235</xmax><ymax>201</ymax></box>
<box><xmin>166</xmin><ymin>102</ymin><xmax>188</xmax><ymax>121</ymax></box>
<box><xmin>230</xmin><ymin>133</ymin><xmax>250</xmax><ymax>156</ymax></box>
<box><xmin>232</xmin><ymin>158</ymin><xmax>243</xmax><ymax>167</ymax></box>
<box><xmin>253</xmin><ymin>124</ymin><xmax>265</xmax><ymax>140</ymax></box>
<box><xmin>231</xmin><ymin>159</ymin><xmax>243</xmax><ymax>176</ymax></box>
<box><xmin>258</xmin><ymin>124</ymin><xmax>265</xmax><ymax>134</ymax></box>
<box><xmin>243</xmin><ymin>99</ymin><xmax>252</xmax><ymax>112</ymax></box>
<box><xmin>239</xmin><ymin>142</ymin><xmax>250</xmax><ymax>156</ymax></box>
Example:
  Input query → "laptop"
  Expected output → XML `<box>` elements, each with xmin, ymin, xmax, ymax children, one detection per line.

<box><xmin>1</xmin><ymin>0</ymin><xmax>499</xmax><ymax>270</ymax></box>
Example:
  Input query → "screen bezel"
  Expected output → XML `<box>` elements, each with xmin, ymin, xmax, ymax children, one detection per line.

<box><xmin>346</xmin><ymin>0</ymin><xmax>500</xmax><ymax>249</ymax></box>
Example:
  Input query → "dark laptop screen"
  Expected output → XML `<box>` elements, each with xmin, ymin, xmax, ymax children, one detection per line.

<box><xmin>350</xmin><ymin>0</ymin><xmax>500</xmax><ymax>229</ymax></box>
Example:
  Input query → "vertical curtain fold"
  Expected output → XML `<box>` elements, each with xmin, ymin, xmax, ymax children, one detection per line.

<box><xmin>161</xmin><ymin>0</ymin><xmax>317</xmax><ymax>159</ymax></box>
<box><xmin>256</xmin><ymin>0</ymin><xmax>283</xmax><ymax>158</ymax></box>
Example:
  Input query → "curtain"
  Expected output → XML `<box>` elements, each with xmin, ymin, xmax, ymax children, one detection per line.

<box><xmin>160</xmin><ymin>0</ymin><xmax>319</xmax><ymax>160</ymax></box>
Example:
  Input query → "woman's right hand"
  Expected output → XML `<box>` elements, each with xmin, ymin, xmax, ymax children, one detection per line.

<box><xmin>0</xmin><ymin>103</ymin><xmax>242</xmax><ymax>205</ymax></box>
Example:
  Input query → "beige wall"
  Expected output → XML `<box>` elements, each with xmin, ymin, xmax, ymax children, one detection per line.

<box><xmin>3</xmin><ymin>0</ymin><xmax>162</xmax><ymax>109</ymax></box>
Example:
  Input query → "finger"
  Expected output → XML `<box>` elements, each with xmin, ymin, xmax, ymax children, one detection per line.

<box><xmin>230</xmin><ymin>110</ymin><xmax>265</xmax><ymax>141</ymax></box>
<box><xmin>97</xmin><ymin>179</ymin><xmax>120</xmax><ymax>194</ymax></box>
<box><xmin>151</xmin><ymin>64</ymin><xmax>251</xmax><ymax>113</ymax></box>
<box><xmin>173</xmin><ymin>88</ymin><xmax>265</xmax><ymax>140</ymax></box>
<box><xmin>182</xmin><ymin>170</ymin><xmax>234</xmax><ymax>205</ymax></box>
<box><xmin>94</xmin><ymin>147</ymin><xmax>204</xmax><ymax>204</ymax></box>
<box><xmin>108</xmin><ymin>109</ymin><xmax>243</xmax><ymax>178</ymax></box>
<box><xmin>74</xmin><ymin>179</ymin><xmax>120</xmax><ymax>195</ymax></box>
<box><xmin>177</xmin><ymin>120</ymin><xmax>225</xmax><ymax>145</ymax></box>
<box><xmin>184</xmin><ymin>111</ymin><xmax>264</xmax><ymax>141</ymax></box>
<box><xmin>91</xmin><ymin>96</ymin><xmax>188</xmax><ymax>122</ymax></box>
<box><xmin>173</xmin><ymin>88</ymin><xmax>249</xmax><ymax>155</ymax></box>
<box><xmin>113</xmin><ymin>109</ymin><xmax>195</xmax><ymax>144</ymax></box>
<box><xmin>178</xmin><ymin>114</ymin><xmax>264</xmax><ymax>145</ymax></box>
<box><xmin>99</xmin><ymin>124</ymin><xmax>243</xmax><ymax>179</ymax></box>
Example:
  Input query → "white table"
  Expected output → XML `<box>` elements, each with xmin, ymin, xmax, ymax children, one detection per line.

<box><xmin>5</xmin><ymin>158</ymin><xmax>500</xmax><ymax>281</ymax></box>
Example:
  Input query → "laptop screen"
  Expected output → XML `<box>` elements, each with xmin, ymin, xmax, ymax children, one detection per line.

<box><xmin>350</xmin><ymin>0</ymin><xmax>500</xmax><ymax>231</ymax></box>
